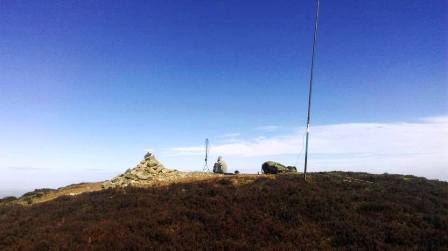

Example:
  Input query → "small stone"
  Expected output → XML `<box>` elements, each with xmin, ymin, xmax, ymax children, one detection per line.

<box><xmin>136</xmin><ymin>172</ymin><xmax>151</xmax><ymax>180</ymax></box>
<box><xmin>147</xmin><ymin>160</ymin><xmax>160</xmax><ymax>167</ymax></box>
<box><xmin>144</xmin><ymin>152</ymin><xmax>153</xmax><ymax>160</ymax></box>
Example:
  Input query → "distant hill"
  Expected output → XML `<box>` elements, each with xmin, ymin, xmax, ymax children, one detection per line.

<box><xmin>0</xmin><ymin>172</ymin><xmax>447</xmax><ymax>250</ymax></box>
<box><xmin>0</xmin><ymin>189</ymin><xmax>29</xmax><ymax>199</ymax></box>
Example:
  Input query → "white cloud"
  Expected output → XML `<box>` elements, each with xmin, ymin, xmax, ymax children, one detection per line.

<box><xmin>219</xmin><ymin>133</ymin><xmax>241</xmax><ymax>138</ymax></box>
<box><xmin>255</xmin><ymin>125</ymin><xmax>280</xmax><ymax>132</ymax></box>
<box><xmin>421</xmin><ymin>115</ymin><xmax>448</xmax><ymax>124</ymax></box>
<box><xmin>167</xmin><ymin>116</ymin><xmax>448</xmax><ymax>180</ymax></box>
<box><xmin>167</xmin><ymin>146</ymin><xmax>204</xmax><ymax>156</ymax></box>
<box><xmin>216</xmin><ymin>133</ymin><xmax>242</xmax><ymax>143</ymax></box>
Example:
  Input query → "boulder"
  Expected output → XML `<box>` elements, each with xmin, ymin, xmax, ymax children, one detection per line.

<box><xmin>213</xmin><ymin>156</ymin><xmax>228</xmax><ymax>174</ymax></box>
<box><xmin>262</xmin><ymin>161</ymin><xmax>297</xmax><ymax>174</ymax></box>
<box><xmin>287</xmin><ymin>166</ymin><xmax>297</xmax><ymax>172</ymax></box>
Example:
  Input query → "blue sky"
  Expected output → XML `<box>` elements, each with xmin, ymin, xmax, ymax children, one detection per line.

<box><xmin>0</xmin><ymin>0</ymin><xmax>447</xmax><ymax>194</ymax></box>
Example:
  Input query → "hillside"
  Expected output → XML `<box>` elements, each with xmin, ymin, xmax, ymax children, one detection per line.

<box><xmin>0</xmin><ymin>172</ymin><xmax>447</xmax><ymax>250</ymax></box>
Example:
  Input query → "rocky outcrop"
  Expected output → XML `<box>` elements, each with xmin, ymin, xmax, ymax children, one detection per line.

<box><xmin>102</xmin><ymin>152</ymin><xmax>178</xmax><ymax>188</ymax></box>
<box><xmin>262</xmin><ymin>161</ymin><xmax>297</xmax><ymax>174</ymax></box>
<box><xmin>213</xmin><ymin>156</ymin><xmax>228</xmax><ymax>174</ymax></box>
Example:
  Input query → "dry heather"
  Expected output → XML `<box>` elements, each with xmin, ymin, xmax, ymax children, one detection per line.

<box><xmin>0</xmin><ymin>172</ymin><xmax>447</xmax><ymax>250</ymax></box>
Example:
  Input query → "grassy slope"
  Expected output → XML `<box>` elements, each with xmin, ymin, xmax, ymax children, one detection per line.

<box><xmin>0</xmin><ymin>172</ymin><xmax>447</xmax><ymax>250</ymax></box>
<box><xmin>9</xmin><ymin>182</ymin><xmax>104</xmax><ymax>205</ymax></box>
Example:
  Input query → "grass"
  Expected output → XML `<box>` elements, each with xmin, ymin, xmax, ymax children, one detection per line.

<box><xmin>4</xmin><ymin>182</ymin><xmax>103</xmax><ymax>205</ymax></box>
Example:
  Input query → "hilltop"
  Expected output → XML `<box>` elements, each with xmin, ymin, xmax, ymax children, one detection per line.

<box><xmin>0</xmin><ymin>170</ymin><xmax>447</xmax><ymax>250</ymax></box>
<box><xmin>1</xmin><ymin>153</ymin><xmax>215</xmax><ymax>205</ymax></box>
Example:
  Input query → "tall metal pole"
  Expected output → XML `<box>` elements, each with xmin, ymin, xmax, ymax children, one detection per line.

<box><xmin>203</xmin><ymin>138</ymin><xmax>209</xmax><ymax>171</ymax></box>
<box><xmin>304</xmin><ymin>0</ymin><xmax>320</xmax><ymax>180</ymax></box>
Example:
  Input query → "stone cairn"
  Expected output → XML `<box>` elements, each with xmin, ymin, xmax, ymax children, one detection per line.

<box><xmin>102</xmin><ymin>152</ymin><xmax>177</xmax><ymax>188</ymax></box>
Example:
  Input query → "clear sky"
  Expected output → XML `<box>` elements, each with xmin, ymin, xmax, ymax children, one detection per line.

<box><xmin>0</xmin><ymin>0</ymin><xmax>447</xmax><ymax>195</ymax></box>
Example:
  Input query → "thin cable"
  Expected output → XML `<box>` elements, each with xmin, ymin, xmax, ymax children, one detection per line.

<box><xmin>304</xmin><ymin>0</ymin><xmax>320</xmax><ymax>180</ymax></box>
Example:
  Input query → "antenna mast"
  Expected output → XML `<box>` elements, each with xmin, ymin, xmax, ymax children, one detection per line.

<box><xmin>203</xmin><ymin>138</ymin><xmax>210</xmax><ymax>172</ymax></box>
<box><xmin>304</xmin><ymin>0</ymin><xmax>320</xmax><ymax>180</ymax></box>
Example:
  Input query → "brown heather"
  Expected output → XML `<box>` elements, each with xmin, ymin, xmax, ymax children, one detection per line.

<box><xmin>0</xmin><ymin>172</ymin><xmax>447</xmax><ymax>250</ymax></box>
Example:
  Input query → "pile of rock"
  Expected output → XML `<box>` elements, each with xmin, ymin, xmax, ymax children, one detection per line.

<box><xmin>102</xmin><ymin>152</ymin><xmax>177</xmax><ymax>188</ymax></box>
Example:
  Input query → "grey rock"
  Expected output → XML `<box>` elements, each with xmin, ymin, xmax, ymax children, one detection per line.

<box><xmin>262</xmin><ymin>161</ymin><xmax>297</xmax><ymax>174</ymax></box>
<box><xmin>102</xmin><ymin>152</ymin><xmax>177</xmax><ymax>188</ymax></box>
<box><xmin>213</xmin><ymin>156</ymin><xmax>228</xmax><ymax>174</ymax></box>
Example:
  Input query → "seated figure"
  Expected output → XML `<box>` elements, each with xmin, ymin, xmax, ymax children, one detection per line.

<box><xmin>213</xmin><ymin>156</ymin><xmax>228</xmax><ymax>174</ymax></box>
